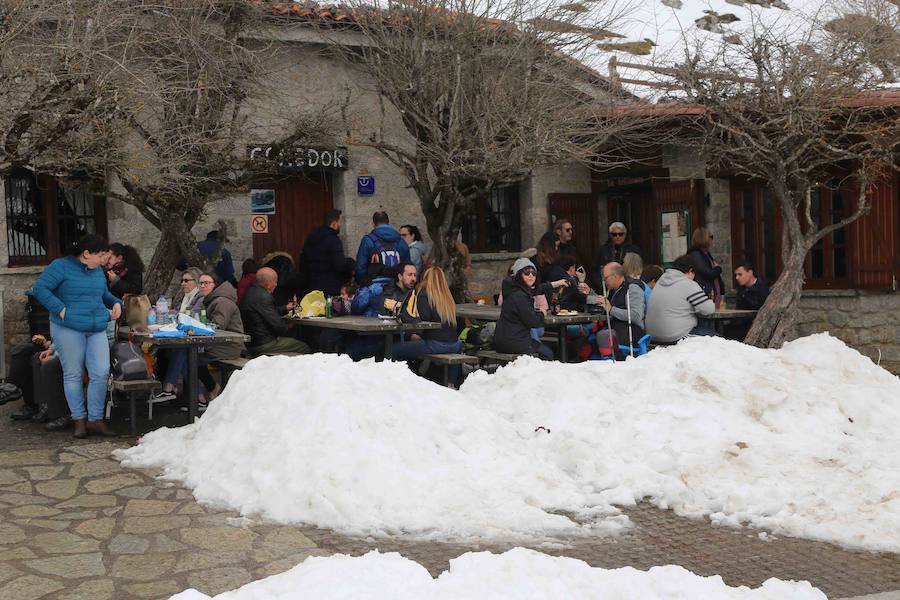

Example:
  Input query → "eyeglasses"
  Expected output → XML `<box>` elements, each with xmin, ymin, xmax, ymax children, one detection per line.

<box><xmin>610</xmin><ymin>232</ymin><xmax>625</xmax><ymax>238</ymax></box>
<box><xmin>199</xmin><ymin>280</ymin><xmax>215</xmax><ymax>286</ymax></box>
<box><xmin>181</xmin><ymin>278</ymin><xmax>194</xmax><ymax>283</ymax></box>
<box><xmin>521</xmin><ymin>268</ymin><xmax>537</xmax><ymax>276</ymax></box>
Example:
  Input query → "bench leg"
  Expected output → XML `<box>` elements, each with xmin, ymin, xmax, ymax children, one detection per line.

<box><xmin>442</xmin><ymin>364</ymin><xmax>449</xmax><ymax>387</ymax></box>
<box><xmin>129</xmin><ymin>392</ymin><xmax>137</xmax><ymax>437</ymax></box>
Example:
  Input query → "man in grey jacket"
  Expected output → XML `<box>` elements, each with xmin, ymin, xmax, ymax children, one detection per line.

<box><xmin>645</xmin><ymin>255</ymin><xmax>716</xmax><ymax>343</ymax></box>
<box><xmin>596</xmin><ymin>262</ymin><xmax>645</xmax><ymax>348</ymax></box>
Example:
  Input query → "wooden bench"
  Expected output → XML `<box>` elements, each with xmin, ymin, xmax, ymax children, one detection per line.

<box><xmin>108</xmin><ymin>379</ymin><xmax>161</xmax><ymax>436</ymax></box>
<box><xmin>210</xmin><ymin>357</ymin><xmax>251</xmax><ymax>386</ymax></box>
<box><xmin>476</xmin><ymin>350</ymin><xmax>521</xmax><ymax>366</ymax></box>
<box><xmin>422</xmin><ymin>353</ymin><xmax>479</xmax><ymax>387</ymax></box>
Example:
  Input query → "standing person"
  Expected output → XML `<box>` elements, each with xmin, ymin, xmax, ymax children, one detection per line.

<box><xmin>354</xmin><ymin>211</ymin><xmax>410</xmax><ymax>284</ymax></box>
<box><xmin>554</xmin><ymin>219</ymin><xmax>577</xmax><ymax>259</ymax></box>
<box><xmin>197</xmin><ymin>271</ymin><xmax>245</xmax><ymax>400</ymax></box>
<box><xmin>240</xmin><ymin>267</ymin><xmax>309</xmax><ymax>356</ymax></box>
<box><xmin>394</xmin><ymin>266</ymin><xmax>462</xmax><ymax>363</ymax></box>
<box><xmin>592</xmin><ymin>222</ymin><xmax>641</xmax><ymax>286</ymax></box>
<box><xmin>197</xmin><ymin>230</ymin><xmax>237</xmax><ymax>287</ymax></box>
<box><xmin>236</xmin><ymin>258</ymin><xmax>258</xmax><ymax>304</ymax></box>
<box><xmin>734</xmin><ymin>262</ymin><xmax>770</xmax><ymax>310</ymax></box>
<box><xmin>493</xmin><ymin>258</ymin><xmax>568</xmax><ymax>360</ymax></box>
<box><xmin>688</xmin><ymin>227</ymin><xmax>725</xmax><ymax>305</ymax></box>
<box><xmin>106</xmin><ymin>243</ymin><xmax>144</xmax><ymax>298</ymax></box>
<box><xmin>645</xmin><ymin>254</ymin><xmax>716</xmax><ymax>343</ymax></box>
<box><xmin>302</xmin><ymin>209</ymin><xmax>351</xmax><ymax>296</ymax></box>
<box><xmin>399</xmin><ymin>224</ymin><xmax>427</xmax><ymax>277</ymax></box>
<box><xmin>30</xmin><ymin>234</ymin><xmax>122</xmax><ymax>438</ymax></box>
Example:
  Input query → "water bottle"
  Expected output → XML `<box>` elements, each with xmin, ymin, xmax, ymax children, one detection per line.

<box><xmin>156</xmin><ymin>294</ymin><xmax>170</xmax><ymax>324</ymax></box>
<box><xmin>148</xmin><ymin>307</ymin><xmax>157</xmax><ymax>326</ymax></box>
<box><xmin>325</xmin><ymin>296</ymin><xmax>333</xmax><ymax>319</ymax></box>
<box><xmin>199</xmin><ymin>309</ymin><xmax>208</xmax><ymax>325</ymax></box>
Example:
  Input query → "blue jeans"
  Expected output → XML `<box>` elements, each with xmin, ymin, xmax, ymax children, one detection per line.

<box><xmin>690</xmin><ymin>322</ymin><xmax>720</xmax><ymax>337</ymax></box>
<box><xmin>50</xmin><ymin>323</ymin><xmax>110</xmax><ymax>421</ymax></box>
<box><xmin>391</xmin><ymin>339</ymin><xmax>462</xmax><ymax>361</ymax></box>
<box><xmin>163</xmin><ymin>349</ymin><xmax>187</xmax><ymax>387</ymax></box>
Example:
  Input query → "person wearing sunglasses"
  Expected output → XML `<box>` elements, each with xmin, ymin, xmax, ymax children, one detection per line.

<box><xmin>592</xmin><ymin>222</ymin><xmax>641</xmax><ymax>289</ymax></box>
<box><xmin>493</xmin><ymin>258</ymin><xmax>569</xmax><ymax>360</ymax></box>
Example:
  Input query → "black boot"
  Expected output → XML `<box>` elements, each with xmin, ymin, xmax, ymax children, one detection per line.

<box><xmin>10</xmin><ymin>404</ymin><xmax>38</xmax><ymax>421</ymax></box>
<box><xmin>30</xmin><ymin>404</ymin><xmax>50</xmax><ymax>423</ymax></box>
<box><xmin>45</xmin><ymin>415</ymin><xmax>73</xmax><ymax>432</ymax></box>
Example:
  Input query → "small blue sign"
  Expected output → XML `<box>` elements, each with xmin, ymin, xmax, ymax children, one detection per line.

<box><xmin>357</xmin><ymin>176</ymin><xmax>375</xmax><ymax>196</ymax></box>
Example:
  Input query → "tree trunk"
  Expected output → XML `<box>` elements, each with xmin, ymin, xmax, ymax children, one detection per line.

<box><xmin>143</xmin><ymin>224</ymin><xmax>184</xmax><ymax>301</ymax></box>
<box><xmin>744</xmin><ymin>253</ymin><xmax>806</xmax><ymax>348</ymax></box>
<box><xmin>424</xmin><ymin>218</ymin><xmax>470</xmax><ymax>302</ymax></box>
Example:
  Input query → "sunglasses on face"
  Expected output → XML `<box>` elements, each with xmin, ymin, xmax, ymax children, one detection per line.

<box><xmin>564</xmin><ymin>228</ymin><xmax>573</xmax><ymax>233</ymax></box>
<box><xmin>181</xmin><ymin>278</ymin><xmax>194</xmax><ymax>283</ymax></box>
<box><xmin>521</xmin><ymin>268</ymin><xmax>537</xmax><ymax>276</ymax></box>
<box><xmin>611</xmin><ymin>232</ymin><xmax>625</xmax><ymax>238</ymax></box>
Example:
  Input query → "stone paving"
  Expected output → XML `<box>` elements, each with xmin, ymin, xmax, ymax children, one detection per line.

<box><xmin>1</xmin><ymin>403</ymin><xmax>899</xmax><ymax>599</ymax></box>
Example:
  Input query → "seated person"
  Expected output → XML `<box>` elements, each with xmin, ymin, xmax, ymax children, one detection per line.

<box><xmin>196</xmin><ymin>271</ymin><xmax>245</xmax><ymax>401</ymax></box>
<box><xmin>734</xmin><ymin>262</ymin><xmax>769</xmax><ymax>310</ymax></box>
<box><xmin>346</xmin><ymin>263</ymin><xmax>417</xmax><ymax>360</ymax></box>
<box><xmin>493</xmin><ymin>258</ymin><xmax>568</xmax><ymax>360</ymax></box>
<box><xmin>7</xmin><ymin>335</ymin><xmax>47</xmax><ymax>421</ymax></box>
<box><xmin>640</xmin><ymin>264</ymin><xmax>665</xmax><ymax>305</ymax></box>
<box><xmin>645</xmin><ymin>255</ymin><xmax>716</xmax><ymax>343</ymax></box>
<box><xmin>156</xmin><ymin>267</ymin><xmax>205</xmax><ymax>399</ymax></box>
<box><xmin>595</xmin><ymin>262</ymin><xmax>646</xmax><ymax>354</ymax></box>
<box><xmin>8</xmin><ymin>335</ymin><xmax>72</xmax><ymax>431</ymax></box>
<box><xmin>240</xmin><ymin>267</ymin><xmax>310</xmax><ymax>356</ymax></box>
<box><xmin>554</xmin><ymin>255</ymin><xmax>586</xmax><ymax>311</ymax></box>
<box><xmin>394</xmin><ymin>266</ymin><xmax>463</xmax><ymax>375</ymax></box>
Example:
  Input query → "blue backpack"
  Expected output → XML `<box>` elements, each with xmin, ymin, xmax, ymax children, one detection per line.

<box><xmin>367</xmin><ymin>234</ymin><xmax>401</xmax><ymax>277</ymax></box>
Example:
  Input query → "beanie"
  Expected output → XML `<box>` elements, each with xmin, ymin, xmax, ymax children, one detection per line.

<box><xmin>510</xmin><ymin>257</ymin><xmax>535</xmax><ymax>276</ymax></box>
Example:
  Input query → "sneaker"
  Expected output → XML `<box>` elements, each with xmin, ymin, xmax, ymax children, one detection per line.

<box><xmin>150</xmin><ymin>390</ymin><xmax>176</xmax><ymax>402</ymax></box>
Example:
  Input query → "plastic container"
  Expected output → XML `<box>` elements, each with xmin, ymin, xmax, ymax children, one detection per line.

<box><xmin>148</xmin><ymin>307</ymin><xmax>157</xmax><ymax>326</ymax></box>
<box><xmin>156</xmin><ymin>295</ymin><xmax>170</xmax><ymax>324</ymax></box>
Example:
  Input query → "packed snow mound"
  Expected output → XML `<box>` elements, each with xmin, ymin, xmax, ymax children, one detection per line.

<box><xmin>117</xmin><ymin>334</ymin><xmax>900</xmax><ymax>550</ymax></box>
<box><xmin>462</xmin><ymin>333</ymin><xmax>900</xmax><ymax>551</ymax></box>
<box><xmin>168</xmin><ymin>548</ymin><xmax>825</xmax><ymax>600</ymax></box>
<box><xmin>117</xmin><ymin>354</ymin><xmax>611</xmax><ymax>541</ymax></box>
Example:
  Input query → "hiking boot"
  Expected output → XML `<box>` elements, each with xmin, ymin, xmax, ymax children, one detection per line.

<box><xmin>10</xmin><ymin>404</ymin><xmax>38</xmax><ymax>420</ymax></box>
<box><xmin>86</xmin><ymin>420</ymin><xmax>117</xmax><ymax>437</ymax></box>
<box><xmin>30</xmin><ymin>405</ymin><xmax>50</xmax><ymax>423</ymax></box>
<box><xmin>45</xmin><ymin>416</ymin><xmax>73</xmax><ymax>432</ymax></box>
<box><xmin>73</xmin><ymin>419</ymin><xmax>87</xmax><ymax>439</ymax></box>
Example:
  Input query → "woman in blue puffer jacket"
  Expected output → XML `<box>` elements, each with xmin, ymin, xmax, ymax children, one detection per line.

<box><xmin>31</xmin><ymin>235</ymin><xmax>122</xmax><ymax>439</ymax></box>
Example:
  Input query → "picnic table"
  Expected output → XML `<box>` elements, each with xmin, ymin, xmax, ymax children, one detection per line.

<box><xmin>700</xmin><ymin>308</ymin><xmax>758</xmax><ymax>335</ymax></box>
<box><xmin>120</xmin><ymin>327</ymin><xmax>250</xmax><ymax>423</ymax></box>
<box><xmin>455</xmin><ymin>303</ymin><xmax>597</xmax><ymax>362</ymax></box>
<box><xmin>286</xmin><ymin>315</ymin><xmax>441</xmax><ymax>359</ymax></box>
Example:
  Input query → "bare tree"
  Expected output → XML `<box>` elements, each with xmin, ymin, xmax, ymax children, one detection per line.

<box><xmin>106</xmin><ymin>1</ymin><xmax>333</xmax><ymax>298</ymax></box>
<box><xmin>0</xmin><ymin>0</ymin><xmax>124</xmax><ymax>176</ymax></box>
<box><xmin>672</xmin><ymin>9</ymin><xmax>899</xmax><ymax>348</ymax></box>
<box><xmin>324</xmin><ymin>0</ymin><xmax>637</xmax><ymax>298</ymax></box>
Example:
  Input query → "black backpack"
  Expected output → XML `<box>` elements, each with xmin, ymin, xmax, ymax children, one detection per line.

<box><xmin>110</xmin><ymin>342</ymin><xmax>149</xmax><ymax>381</ymax></box>
<box><xmin>368</xmin><ymin>234</ymin><xmax>401</xmax><ymax>278</ymax></box>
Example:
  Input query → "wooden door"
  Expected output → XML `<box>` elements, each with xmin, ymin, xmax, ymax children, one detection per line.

<box><xmin>252</xmin><ymin>174</ymin><xmax>333</xmax><ymax>262</ymax></box>
<box><xmin>548</xmin><ymin>193</ymin><xmax>597</xmax><ymax>268</ymax></box>
<box><xmin>648</xmin><ymin>179</ymin><xmax>705</xmax><ymax>265</ymax></box>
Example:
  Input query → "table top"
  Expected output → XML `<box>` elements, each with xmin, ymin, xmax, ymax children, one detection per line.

<box><xmin>286</xmin><ymin>315</ymin><xmax>442</xmax><ymax>333</ymax></box>
<box><xmin>120</xmin><ymin>327</ymin><xmax>250</xmax><ymax>346</ymax></box>
<box><xmin>703</xmin><ymin>309</ymin><xmax>758</xmax><ymax>320</ymax></box>
<box><xmin>455</xmin><ymin>303</ymin><xmax>597</xmax><ymax>325</ymax></box>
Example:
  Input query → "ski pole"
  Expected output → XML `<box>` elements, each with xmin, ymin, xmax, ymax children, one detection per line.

<box><xmin>601</xmin><ymin>278</ymin><xmax>615</xmax><ymax>361</ymax></box>
<box><xmin>624</xmin><ymin>283</ymin><xmax>634</xmax><ymax>358</ymax></box>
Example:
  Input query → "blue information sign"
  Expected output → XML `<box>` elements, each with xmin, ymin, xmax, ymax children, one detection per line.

<box><xmin>357</xmin><ymin>176</ymin><xmax>375</xmax><ymax>196</ymax></box>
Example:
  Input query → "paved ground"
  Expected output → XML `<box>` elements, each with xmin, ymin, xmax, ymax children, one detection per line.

<box><xmin>1</xmin><ymin>400</ymin><xmax>899</xmax><ymax>599</ymax></box>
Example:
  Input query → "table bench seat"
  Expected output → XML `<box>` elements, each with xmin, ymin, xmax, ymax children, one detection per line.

<box><xmin>476</xmin><ymin>350</ymin><xmax>521</xmax><ymax>364</ymax></box>
<box><xmin>109</xmin><ymin>378</ymin><xmax>161</xmax><ymax>436</ymax></box>
<box><xmin>421</xmin><ymin>353</ymin><xmax>479</xmax><ymax>387</ymax></box>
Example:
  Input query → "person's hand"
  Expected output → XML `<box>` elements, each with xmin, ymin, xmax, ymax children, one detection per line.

<box><xmin>39</xmin><ymin>349</ymin><xmax>54</xmax><ymax>364</ymax></box>
<box><xmin>106</xmin><ymin>270</ymin><xmax>116</xmax><ymax>282</ymax></box>
<box><xmin>110</xmin><ymin>303</ymin><xmax>122</xmax><ymax>321</ymax></box>
<box><xmin>286</xmin><ymin>301</ymin><xmax>297</xmax><ymax>312</ymax></box>
<box><xmin>577</xmin><ymin>282</ymin><xmax>590</xmax><ymax>295</ymax></box>
<box><xmin>575</xmin><ymin>269</ymin><xmax>586</xmax><ymax>283</ymax></box>
<box><xmin>59</xmin><ymin>308</ymin><xmax>66</xmax><ymax>320</ymax></box>
<box><xmin>551</xmin><ymin>279</ymin><xmax>569</xmax><ymax>289</ymax></box>
<box><xmin>539</xmin><ymin>307</ymin><xmax>548</xmax><ymax>316</ymax></box>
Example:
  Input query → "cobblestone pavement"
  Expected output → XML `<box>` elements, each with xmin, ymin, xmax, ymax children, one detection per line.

<box><xmin>1</xmin><ymin>404</ymin><xmax>899</xmax><ymax>599</ymax></box>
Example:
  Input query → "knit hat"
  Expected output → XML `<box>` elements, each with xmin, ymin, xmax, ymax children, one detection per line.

<box><xmin>510</xmin><ymin>257</ymin><xmax>535</xmax><ymax>276</ymax></box>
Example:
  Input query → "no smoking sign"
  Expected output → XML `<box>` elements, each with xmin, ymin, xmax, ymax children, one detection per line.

<box><xmin>251</xmin><ymin>215</ymin><xmax>269</xmax><ymax>234</ymax></box>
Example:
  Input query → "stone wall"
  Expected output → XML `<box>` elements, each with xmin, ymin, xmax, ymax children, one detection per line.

<box><xmin>796</xmin><ymin>290</ymin><xmax>900</xmax><ymax>375</ymax></box>
<box><xmin>0</xmin><ymin>268</ymin><xmax>43</xmax><ymax>361</ymax></box>
<box><xmin>469</xmin><ymin>252</ymin><xmax>520</xmax><ymax>299</ymax></box>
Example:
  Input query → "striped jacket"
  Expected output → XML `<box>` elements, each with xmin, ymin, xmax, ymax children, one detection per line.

<box><xmin>645</xmin><ymin>269</ymin><xmax>715</xmax><ymax>343</ymax></box>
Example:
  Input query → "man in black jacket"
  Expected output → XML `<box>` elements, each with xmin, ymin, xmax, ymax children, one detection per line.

<box><xmin>734</xmin><ymin>262</ymin><xmax>769</xmax><ymax>310</ymax></box>
<box><xmin>301</xmin><ymin>209</ymin><xmax>352</xmax><ymax>297</ymax></box>
<box><xmin>592</xmin><ymin>222</ymin><xmax>641</xmax><ymax>287</ymax></box>
<box><xmin>239</xmin><ymin>268</ymin><xmax>310</xmax><ymax>356</ymax></box>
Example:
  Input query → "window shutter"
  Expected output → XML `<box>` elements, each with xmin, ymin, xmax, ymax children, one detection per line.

<box><xmin>850</xmin><ymin>174</ymin><xmax>900</xmax><ymax>290</ymax></box>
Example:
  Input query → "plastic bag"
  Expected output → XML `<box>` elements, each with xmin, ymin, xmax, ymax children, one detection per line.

<box><xmin>176</xmin><ymin>313</ymin><xmax>214</xmax><ymax>336</ymax></box>
<box><xmin>299</xmin><ymin>290</ymin><xmax>327</xmax><ymax>318</ymax></box>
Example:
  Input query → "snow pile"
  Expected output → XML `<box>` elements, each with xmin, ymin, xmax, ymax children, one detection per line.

<box><xmin>117</xmin><ymin>334</ymin><xmax>900</xmax><ymax>551</ymax></box>
<box><xmin>462</xmin><ymin>334</ymin><xmax>900</xmax><ymax>551</ymax></box>
<box><xmin>117</xmin><ymin>354</ymin><xmax>612</xmax><ymax>541</ymax></box>
<box><xmin>169</xmin><ymin>548</ymin><xmax>825</xmax><ymax>600</ymax></box>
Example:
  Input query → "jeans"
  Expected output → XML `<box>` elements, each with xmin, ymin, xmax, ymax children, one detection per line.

<box><xmin>391</xmin><ymin>339</ymin><xmax>462</xmax><ymax>361</ymax></box>
<box><xmin>163</xmin><ymin>349</ymin><xmax>187</xmax><ymax>387</ymax></box>
<box><xmin>50</xmin><ymin>323</ymin><xmax>110</xmax><ymax>421</ymax></box>
<box><xmin>690</xmin><ymin>322</ymin><xmax>720</xmax><ymax>337</ymax></box>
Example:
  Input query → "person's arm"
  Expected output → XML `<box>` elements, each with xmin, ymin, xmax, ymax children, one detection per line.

<box><xmin>258</xmin><ymin>296</ymin><xmax>289</xmax><ymax>336</ymax></box>
<box><xmin>351</xmin><ymin>284</ymin><xmax>378</xmax><ymax>315</ymax></box>
<box><xmin>355</xmin><ymin>236</ymin><xmax>370</xmax><ymax>281</ymax></box>
<box><xmin>331</xmin><ymin>237</ymin><xmax>350</xmax><ymax>274</ymax></box>
<box><xmin>609</xmin><ymin>284</ymin><xmax>644</xmax><ymax>324</ymax></box>
<box><xmin>690</xmin><ymin>251</ymin><xmax>722</xmax><ymax>281</ymax></box>
<box><xmin>208</xmin><ymin>299</ymin><xmax>234</xmax><ymax>328</ymax></box>
<box><xmin>31</xmin><ymin>261</ymin><xmax>67</xmax><ymax>317</ymax></box>
<box><xmin>398</xmin><ymin>238</ymin><xmax>410</xmax><ymax>263</ymax></box>
<box><xmin>687</xmin><ymin>282</ymin><xmax>715</xmax><ymax>316</ymax></box>
<box><xmin>514</xmin><ymin>292</ymin><xmax>545</xmax><ymax>329</ymax></box>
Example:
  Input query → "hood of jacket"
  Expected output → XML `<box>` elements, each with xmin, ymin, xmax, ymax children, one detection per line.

<box><xmin>370</xmin><ymin>224</ymin><xmax>402</xmax><ymax>244</ymax></box>
<box><xmin>206</xmin><ymin>280</ymin><xmax>238</xmax><ymax>305</ymax></box>
<box><xmin>656</xmin><ymin>268</ymin><xmax>690</xmax><ymax>288</ymax></box>
<box><xmin>501</xmin><ymin>276</ymin><xmax>532</xmax><ymax>299</ymax></box>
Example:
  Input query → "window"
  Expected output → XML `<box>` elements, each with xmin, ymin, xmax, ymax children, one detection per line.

<box><xmin>4</xmin><ymin>171</ymin><xmax>107</xmax><ymax>266</ymax></box>
<box><xmin>730</xmin><ymin>182</ymin><xmax>779</xmax><ymax>283</ymax></box>
<box><xmin>462</xmin><ymin>185</ymin><xmax>521</xmax><ymax>253</ymax></box>
<box><xmin>806</xmin><ymin>186</ymin><xmax>849</xmax><ymax>287</ymax></box>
